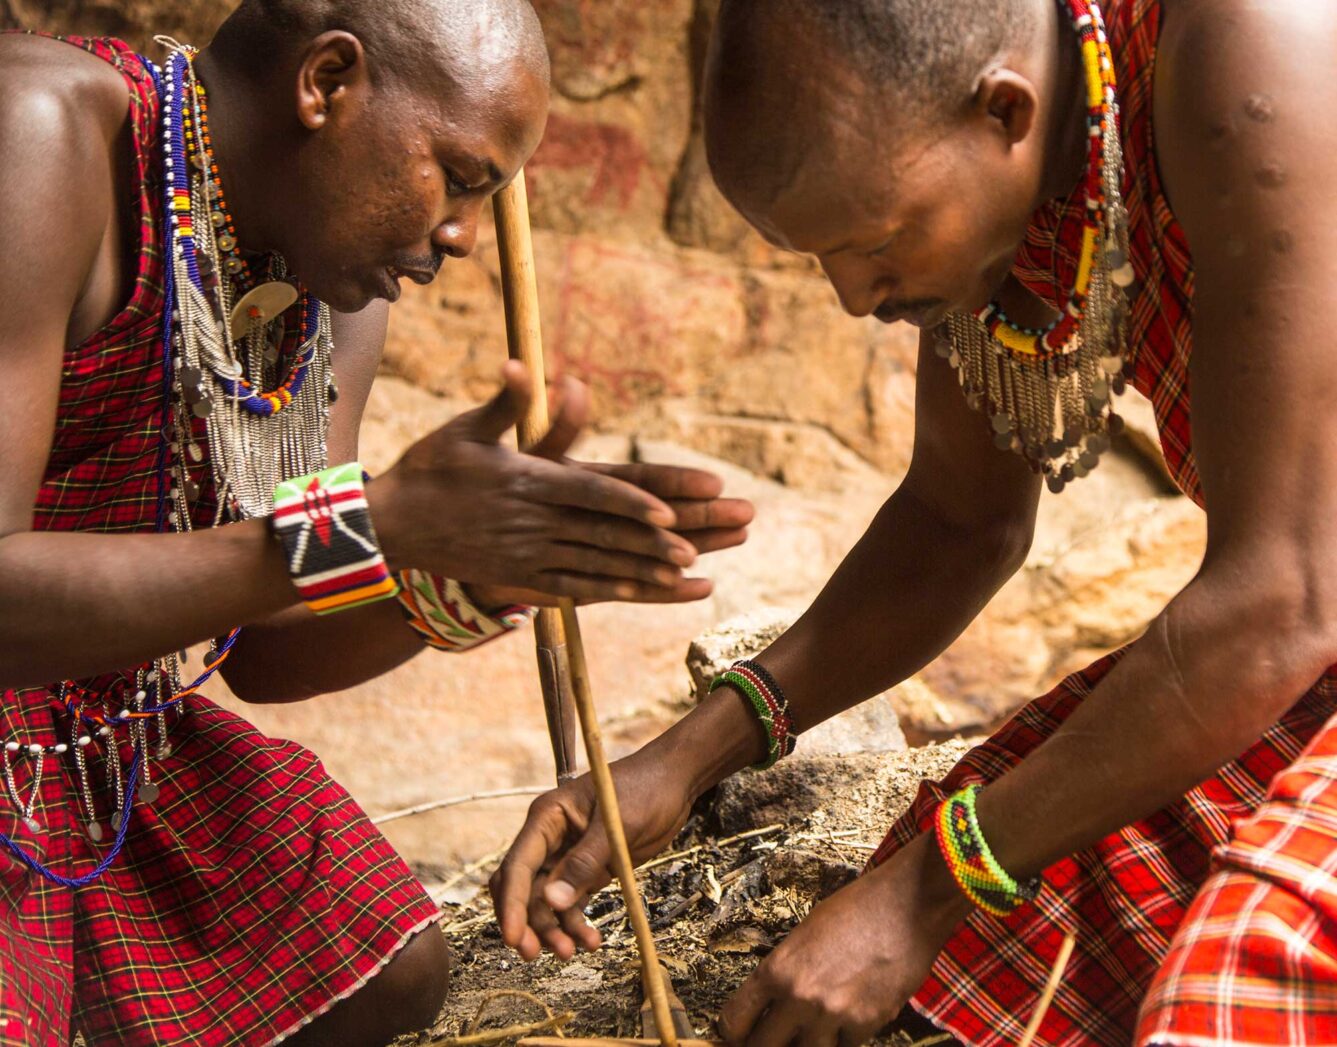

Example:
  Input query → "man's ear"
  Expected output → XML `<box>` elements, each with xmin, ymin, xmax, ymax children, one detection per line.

<box><xmin>295</xmin><ymin>30</ymin><xmax>369</xmax><ymax>131</ymax></box>
<box><xmin>975</xmin><ymin>67</ymin><xmax>1041</xmax><ymax>146</ymax></box>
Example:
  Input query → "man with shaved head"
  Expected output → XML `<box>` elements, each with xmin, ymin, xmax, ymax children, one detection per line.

<box><xmin>497</xmin><ymin>1</ymin><xmax>1337</xmax><ymax>1045</ymax></box>
<box><xmin>0</xmin><ymin>2</ymin><xmax>752</xmax><ymax>1042</ymax></box>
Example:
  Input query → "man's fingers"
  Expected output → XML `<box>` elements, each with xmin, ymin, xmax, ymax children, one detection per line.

<box><xmin>585</xmin><ymin>462</ymin><xmax>726</xmax><ymax>501</ymax></box>
<box><xmin>559</xmin><ymin>902</ymin><xmax>602</xmax><ymax>952</ymax></box>
<box><xmin>554</xmin><ymin>511</ymin><xmax>697</xmax><ymax>567</ymax></box>
<box><xmin>745</xmin><ymin>1002</ymin><xmax>810</xmax><ymax>1047</ymax></box>
<box><xmin>528</xmin><ymin>888</ymin><xmax>579</xmax><ymax>961</ymax></box>
<box><xmin>456</xmin><ymin>361</ymin><xmax>532</xmax><ymax>444</ymax></box>
<box><xmin>534</xmin><ymin>571</ymin><xmax>713</xmax><ymax>605</ymax></box>
<box><xmin>719</xmin><ymin>969</ymin><xmax>774</xmax><ymax>1046</ymax></box>
<box><xmin>490</xmin><ymin>801</ymin><xmax>570</xmax><ymax>951</ymax></box>
<box><xmin>679</xmin><ymin>526</ymin><xmax>749</xmax><ymax>556</ymax></box>
<box><xmin>545</xmin><ymin>825</ymin><xmax>614</xmax><ymax>911</ymax></box>
<box><xmin>529</xmin><ymin>376</ymin><xmax>590</xmax><ymax>460</ymax></box>
<box><xmin>667</xmin><ymin>497</ymin><xmax>755</xmax><ymax>533</ymax></box>
<box><xmin>547</xmin><ymin>544</ymin><xmax>683</xmax><ymax>588</ymax></box>
<box><xmin>529</xmin><ymin>460</ymin><xmax>677</xmax><ymax>528</ymax></box>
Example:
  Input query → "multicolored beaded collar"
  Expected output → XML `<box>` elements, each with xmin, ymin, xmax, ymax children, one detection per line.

<box><xmin>936</xmin><ymin>0</ymin><xmax>1133</xmax><ymax>493</ymax></box>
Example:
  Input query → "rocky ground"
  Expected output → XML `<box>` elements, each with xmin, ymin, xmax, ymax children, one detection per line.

<box><xmin>409</xmin><ymin>744</ymin><xmax>973</xmax><ymax>1047</ymax></box>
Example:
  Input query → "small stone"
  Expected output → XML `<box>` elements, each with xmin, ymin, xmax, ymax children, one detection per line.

<box><xmin>87</xmin><ymin>820</ymin><xmax>104</xmax><ymax>843</ymax></box>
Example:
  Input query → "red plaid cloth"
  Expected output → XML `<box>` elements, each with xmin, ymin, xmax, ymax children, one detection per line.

<box><xmin>0</xmin><ymin>36</ymin><xmax>439</xmax><ymax>1046</ymax></box>
<box><xmin>871</xmin><ymin>1</ymin><xmax>1337</xmax><ymax>1044</ymax></box>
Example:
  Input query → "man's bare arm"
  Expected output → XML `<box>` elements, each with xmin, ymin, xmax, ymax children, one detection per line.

<box><xmin>974</xmin><ymin>0</ymin><xmax>1337</xmax><ymax>879</ymax></box>
<box><xmin>667</xmin><ymin>328</ymin><xmax>1044</xmax><ymax>792</ymax></box>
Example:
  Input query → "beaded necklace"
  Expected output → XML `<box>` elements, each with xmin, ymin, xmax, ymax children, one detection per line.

<box><xmin>935</xmin><ymin>0</ymin><xmax>1132</xmax><ymax>493</ymax></box>
<box><xmin>162</xmin><ymin>42</ymin><xmax>333</xmax><ymax>521</ymax></box>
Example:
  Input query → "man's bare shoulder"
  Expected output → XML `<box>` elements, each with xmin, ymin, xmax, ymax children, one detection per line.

<box><xmin>0</xmin><ymin>34</ymin><xmax>133</xmax><ymax>166</ymax></box>
<box><xmin>1159</xmin><ymin>0</ymin><xmax>1336</xmax><ymax>88</ymax></box>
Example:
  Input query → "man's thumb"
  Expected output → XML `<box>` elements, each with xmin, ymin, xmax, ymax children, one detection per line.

<box><xmin>545</xmin><ymin>830</ymin><xmax>611</xmax><ymax>909</ymax></box>
<box><xmin>458</xmin><ymin>361</ymin><xmax>532</xmax><ymax>443</ymax></box>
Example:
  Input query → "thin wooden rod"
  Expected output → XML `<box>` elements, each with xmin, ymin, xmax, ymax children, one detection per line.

<box><xmin>492</xmin><ymin>170</ymin><xmax>679</xmax><ymax>1047</ymax></box>
<box><xmin>492</xmin><ymin>169</ymin><xmax>577</xmax><ymax>782</ymax></box>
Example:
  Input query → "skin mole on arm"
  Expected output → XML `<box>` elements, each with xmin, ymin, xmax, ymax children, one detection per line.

<box><xmin>1255</xmin><ymin>161</ymin><xmax>1287</xmax><ymax>189</ymax></box>
<box><xmin>1243</xmin><ymin>93</ymin><xmax>1275</xmax><ymax>123</ymax></box>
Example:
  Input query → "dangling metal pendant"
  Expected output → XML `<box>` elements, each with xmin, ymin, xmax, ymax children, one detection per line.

<box><xmin>139</xmin><ymin>781</ymin><xmax>160</xmax><ymax>804</ymax></box>
<box><xmin>229</xmin><ymin>280</ymin><xmax>298</xmax><ymax>332</ymax></box>
<box><xmin>87</xmin><ymin>820</ymin><xmax>104</xmax><ymax>843</ymax></box>
<box><xmin>22</xmin><ymin>816</ymin><xmax>40</xmax><ymax>834</ymax></box>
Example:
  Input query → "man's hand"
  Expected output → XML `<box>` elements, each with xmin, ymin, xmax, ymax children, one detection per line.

<box><xmin>470</xmin><ymin>459</ymin><xmax>754</xmax><ymax>608</ymax></box>
<box><xmin>489</xmin><ymin>750</ymin><xmax>697</xmax><ymax>961</ymax></box>
<box><xmin>371</xmin><ymin>363</ymin><xmax>741</xmax><ymax>603</ymax></box>
<box><xmin>719</xmin><ymin>833</ymin><xmax>967</xmax><ymax>1047</ymax></box>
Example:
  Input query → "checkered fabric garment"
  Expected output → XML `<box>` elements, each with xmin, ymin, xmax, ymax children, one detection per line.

<box><xmin>0</xmin><ymin>36</ymin><xmax>439</xmax><ymax>1046</ymax></box>
<box><xmin>870</xmin><ymin>1</ymin><xmax>1337</xmax><ymax>1044</ymax></box>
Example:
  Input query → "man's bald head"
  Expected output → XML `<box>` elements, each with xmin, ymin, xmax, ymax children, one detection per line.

<box><xmin>211</xmin><ymin>0</ymin><xmax>549</xmax><ymax>91</ymax></box>
<box><xmin>706</xmin><ymin>0</ymin><xmax>1035</xmax><ymax>207</ymax></box>
<box><xmin>195</xmin><ymin>0</ymin><xmax>551</xmax><ymax>312</ymax></box>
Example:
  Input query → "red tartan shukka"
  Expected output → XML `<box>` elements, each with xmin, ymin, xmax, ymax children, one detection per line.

<box><xmin>0</xmin><ymin>36</ymin><xmax>439</xmax><ymax>1046</ymax></box>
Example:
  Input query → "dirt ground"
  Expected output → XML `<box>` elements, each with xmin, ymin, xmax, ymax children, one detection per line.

<box><xmin>402</xmin><ymin>743</ymin><xmax>975</xmax><ymax>1047</ymax></box>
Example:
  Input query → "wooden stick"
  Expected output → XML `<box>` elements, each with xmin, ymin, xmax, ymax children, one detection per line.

<box><xmin>519</xmin><ymin>1040</ymin><xmax>723</xmax><ymax>1047</ymax></box>
<box><xmin>492</xmin><ymin>170</ymin><xmax>680</xmax><ymax>1047</ymax></box>
<box><xmin>1017</xmin><ymin>931</ymin><xmax>1077</xmax><ymax>1047</ymax></box>
<box><xmin>492</xmin><ymin>170</ymin><xmax>578</xmax><ymax>783</ymax></box>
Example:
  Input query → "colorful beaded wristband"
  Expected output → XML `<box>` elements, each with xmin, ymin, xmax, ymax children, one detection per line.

<box><xmin>935</xmin><ymin>784</ymin><xmax>1041</xmax><ymax>917</ymax></box>
<box><xmin>271</xmin><ymin>463</ymin><xmax>399</xmax><ymax>615</ymax></box>
<box><xmin>709</xmin><ymin>659</ymin><xmax>796</xmax><ymax>770</ymax></box>
<box><xmin>396</xmin><ymin>571</ymin><xmax>535</xmax><ymax>652</ymax></box>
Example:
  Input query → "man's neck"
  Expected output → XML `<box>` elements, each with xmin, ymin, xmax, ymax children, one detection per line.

<box><xmin>1036</xmin><ymin>0</ymin><xmax>1095</xmax><ymax>206</ymax></box>
<box><xmin>189</xmin><ymin>50</ymin><xmax>275</xmax><ymax>261</ymax></box>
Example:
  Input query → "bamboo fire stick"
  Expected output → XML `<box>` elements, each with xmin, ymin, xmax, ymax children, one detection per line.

<box><xmin>491</xmin><ymin>170</ymin><xmax>578</xmax><ymax>784</ymax></box>
<box><xmin>492</xmin><ymin>170</ymin><xmax>680</xmax><ymax>1047</ymax></box>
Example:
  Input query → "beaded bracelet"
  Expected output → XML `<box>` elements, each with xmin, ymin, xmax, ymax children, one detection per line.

<box><xmin>935</xmin><ymin>784</ymin><xmax>1041</xmax><ymax>917</ymax></box>
<box><xmin>271</xmin><ymin>463</ymin><xmax>399</xmax><ymax>615</ymax></box>
<box><xmin>709</xmin><ymin>659</ymin><xmax>796</xmax><ymax>770</ymax></box>
<box><xmin>396</xmin><ymin>571</ymin><xmax>535</xmax><ymax>652</ymax></box>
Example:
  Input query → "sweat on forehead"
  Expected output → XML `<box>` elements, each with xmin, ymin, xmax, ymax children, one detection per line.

<box><xmin>211</xmin><ymin>0</ymin><xmax>549</xmax><ymax>89</ymax></box>
<box><xmin>705</xmin><ymin>0</ymin><xmax>1034</xmax><ymax>200</ymax></box>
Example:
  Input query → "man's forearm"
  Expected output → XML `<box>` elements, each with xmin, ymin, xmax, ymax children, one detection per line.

<box><xmin>220</xmin><ymin>596</ymin><xmax>425</xmax><ymax>702</ymax></box>
<box><xmin>0</xmin><ymin>521</ymin><xmax>296</xmax><ymax>688</ymax></box>
<box><xmin>670</xmin><ymin>485</ymin><xmax>1033</xmax><ymax>796</ymax></box>
<box><xmin>979</xmin><ymin>572</ymin><xmax>1335</xmax><ymax>881</ymax></box>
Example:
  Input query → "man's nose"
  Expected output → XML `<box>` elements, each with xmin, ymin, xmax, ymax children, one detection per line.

<box><xmin>432</xmin><ymin>201</ymin><xmax>483</xmax><ymax>260</ymax></box>
<box><xmin>818</xmin><ymin>254</ymin><xmax>884</xmax><ymax>319</ymax></box>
